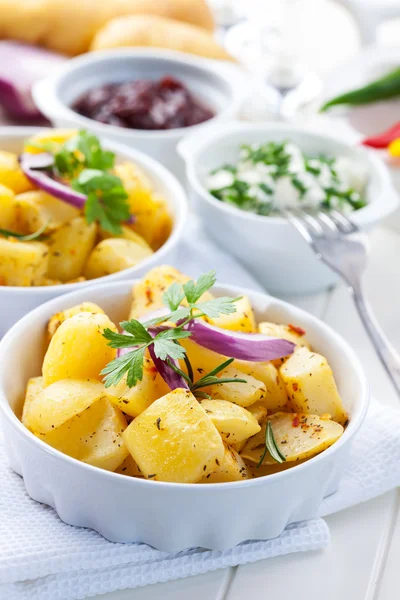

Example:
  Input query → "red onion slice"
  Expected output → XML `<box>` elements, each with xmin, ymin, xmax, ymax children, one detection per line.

<box><xmin>19</xmin><ymin>152</ymin><xmax>86</xmax><ymax>209</ymax></box>
<box><xmin>186</xmin><ymin>320</ymin><xmax>295</xmax><ymax>362</ymax></box>
<box><xmin>0</xmin><ymin>42</ymin><xmax>67</xmax><ymax>120</ymax></box>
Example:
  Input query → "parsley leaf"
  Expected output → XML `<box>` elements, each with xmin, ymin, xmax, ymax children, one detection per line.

<box><xmin>126</xmin><ymin>347</ymin><xmax>146</xmax><ymax>388</ymax></box>
<box><xmin>183</xmin><ymin>270</ymin><xmax>216</xmax><ymax>304</ymax></box>
<box><xmin>60</xmin><ymin>131</ymin><xmax>115</xmax><ymax>174</ymax></box>
<box><xmin>194</xmin><ymin>296</ymin><xmax>240</xmax><ymax>319</ymax></box>
<box><xmin>152</xmin><ymin>329</ymin><xmax>190</xmax><ymax>360</ymax></box>
<box><xmin>162</xmin><ymin>282</ymin><xmax>185</xmax><ymax>311</ymax></box>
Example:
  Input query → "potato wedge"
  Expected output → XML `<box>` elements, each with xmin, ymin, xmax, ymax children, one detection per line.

<box><xmin>205</xmin><ymin>296</ymin><xmax>256</xmax><ymax>333</ymax></box>
<box><xmin>280</xmin><ymin>346</ymin><xmax>347</xmax><ymax>425</ymax></box>
<box><xmin>98</xmin><ymin>225</ymin><xmax>151</xmax><ymax>249</ymax></box>
<box><xmin>0</xmin><ymin>184</ymin><xmax>16</xmax><ymax>229</ymax></box>
<box><xmin>0</xmin><ymin>150</ymin><xmax>33</xmax><ymax>194</ymax></box>
<box><xmin>234</xmin><ymin>361</ymin><xmax>289</xmax><ymax>412</ymax></box>
<box><xmin>200</xmin><ymin>399</ymin><xmax>261</xmax><ymax>444</ymax></box>
<box><xmin>114</xmin><ymin>454</ymin><xmax>143</xmax><ymax>478</ymax></box>
<box><xmin>106</xmin><ymin>357</ymin><xmax>170</xmax><ymax>417</ymax></box>
<box><xmin>47</xmin><ymin>302</ymin><xmax>105</xmax><ymax>340</ymax></box>
<box><xmin>258</xmin><ymin>321</ymin><xmax>310</xmax><ymax>348</ymax></box>
<box><xmin>15</xmin><ymin>191</ymin><xmax>80</xmax><ymax>233</ymax></box>
<box><xmin>122</xmin><ymin>388</ymin><xmax>224</xmax><ymax>482</ymax></box>
<box><xmin>21</xmin><ymin>376</ymin><xmax>44</xmax><ymax>425</ymax></box>
<box><xmin>0</xmin><ymin>238</ymin><xmax>48</xmax><ymax>286</ymax></box>
<box><xmin>200</xmin><ymin>444</ymin><xmax>249</xmax><ymax>483</ymax></box>
<box><xmin>206</xmin><ymin>366</ymin><xmax>266</xmax><ymax>408</ymax></box>
<box><xmin>46</xmin><ymin>217</ymin><xmax>97</xmax><ymax>281</ymax></box>
<box><xmin>241</xmin><ymin>412</ymin><xmax>344</xmax><ymax>466</ymax></box>
<box><xmin>232</xmin><ymin>402</ymin><xmax>268</xmax><ymax>453</ymax></box>
<box><xmin>84</xmin><ymin>238</ymin><xmax>153</xmax><ymax>279</ymax></box>
<box><xmin>24</xmin><ymin>378</ymin><xmax>107</xmax><ymax>434</ymax></box>
<box><xmin>37</xmin><ymin>396</ymin><xmax>128</xmax><ymax>471</ymax></box>
<box><xmin>42</xmin><ymin>312</ymin><xmax>117</xmax><ymax>385</ymax></box>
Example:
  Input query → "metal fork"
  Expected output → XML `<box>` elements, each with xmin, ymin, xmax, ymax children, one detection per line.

<box><xmin>284</xmin><ymin>207</ymin><xmax>400</xmax><ymax>396</ymax></box>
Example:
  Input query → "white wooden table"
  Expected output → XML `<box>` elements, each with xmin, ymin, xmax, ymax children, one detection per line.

<box><xmin>94</xmin><ymin>225</ymin><xmax>400</xmax><ymax>600</ymax></box>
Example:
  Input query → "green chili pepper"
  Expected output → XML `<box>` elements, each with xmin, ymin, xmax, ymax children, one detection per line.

<box><xmin>320</xmin><ymin>66</ymin><xmax>400</xmax><ymax>112</ymax></box>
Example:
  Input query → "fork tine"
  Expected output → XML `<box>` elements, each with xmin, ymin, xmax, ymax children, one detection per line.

<box><xmin>283</xmin><ymin>209</ymin><xmax>315</xmax><ymax>245</ymax></box>
<box><xmin>314</xmin><ymin>211</ymin><xmax>339</xmax><ymax>233</ymax></box>
<box><xmin>329</xmin><ymin>209</ymin><xmax>359</xmax><ymax>234</ymax></box>
<box><xmin>289</xmin><ymin>208</ymin><xmax>324</xmax><ymax>236</ymax></box>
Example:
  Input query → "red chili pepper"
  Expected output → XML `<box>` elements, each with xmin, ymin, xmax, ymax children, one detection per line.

<box><xmin>362</xmin><ymin>122</ymin><xmax>400</xmax><ymax>149</ymax></box>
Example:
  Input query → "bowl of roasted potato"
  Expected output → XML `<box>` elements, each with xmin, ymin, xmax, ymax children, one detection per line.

<box><xmin>0</xmin><ymin>265</ymin><xmax>369</xmax><ymax>551</ymax></box>
<box><xmin>0</xmin><ymin>127</ymin><xmax>187</xmax><ymax>336</ymax></box>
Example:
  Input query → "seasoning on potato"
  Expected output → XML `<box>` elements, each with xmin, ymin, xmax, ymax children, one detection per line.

<box><xmin>21</xmin><ymin>267</ymin><xmax>348</xmax><ymax>483</ymax></box>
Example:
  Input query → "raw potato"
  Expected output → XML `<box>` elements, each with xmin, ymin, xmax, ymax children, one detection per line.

<box><xmin>280</xmin><ymin>346</ymin><xmax>347</xmax><ymax>425</ymax></box>
<box><xmin>46</xmin><ymin>217</ymin><xmax>97</xmax><ymax>281</ymax></box>
<box><xmin>0</xmin><ymin>150</ymin><xmax>33</xmax><ymax>194</ymax></box>
<box><xmin>206</xmin><ymin>366</ymin><xmax>266</xmax><ymax>408</ymax></box>
<box><xmin>122</xmin><ymin>388</ymin><xmax>224</xmax><ymax>483</ymax></box>
<box><xmin>0</xmin><ymin>238</ymin><xmax>48</xmax><ymax>286</ymax></box>
<box><xmin>0</xmin><ymin>0</ymin><xmax>214</xmax><ymax>55</ymax></box>
<box><xmin>129</xmin><ymin>265</ymin><xmax>213</xmax><ymax>320</ymax></box>
<box><xmin>258</xmin><ymin>321</ymin><xmax>310</xmax><ymax>348</ymax></box>
<box><xmin>84</xmin><ymin>238</ymin><xmax>153</xmax><ymax>280</ymax></box>
<box><xmin>234</xmin><ymin>361</ymin><xmax>289</xmax><ymax>412</ymax></box>
<box><xmin>205</xmin><ymin>296</ymin><xmax>257</xmax><ymax>333</ymax></box>
<box><xmin>200</xmin><ymin>399</ymin><xmax>261</xmax><ymax>444</ymax></box>
<box><xmin>241</xmin><ymin>412</ymin><xmax>344</xmax><ymax>466</ymax></box>
<box><xmin>24</xmin><ymin>378</ymin><xmax>107</xmax><ymax>434</ymax></box>
<box><xmin>42</xmin><ymin>312</ymin><xmax>117</xmax><ymax>385</ymax></box>
<box><xmin>106</xmin><ymin>357</ymin><xmax>170</xmax><ymax>417</ymax></box>
<box><xmin>15</xmin><ymin>191</ymin><xmax>80</xmax><ymax>233</ymax></box>
<box><xmin>91</xmin><ymin>15</ymin><xmax>233</xmax><ymax>62</ymax></box>
<box><xmin>21</xmin><ymin>376</ymin><xmax>44</xmax><ymax>425</ymax></box>
<box><xmin>0</xmin><ymin>184</ymin><xmax>16</xmax><ymax>229</ymax></box>
<box><xmin>200</xmin><ymin>444</ymin><xmax>248</xmax><ymax>483</ymax></box>
<box><xmin>114</xmin><ymin>454</ymin><xmax>143</xmax><ymax>477</ymax></box>
<box><xmin>37</xmin><ymin>397</ymin><xmax>128</xmax><ymax>471</ymax></box>
<box><xmin>47</xmin><ymin>302</ymin><xmax>105</xmax><ymax>340</ymax></box>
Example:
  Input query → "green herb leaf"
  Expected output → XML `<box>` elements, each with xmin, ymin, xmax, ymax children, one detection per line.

<box><xmin>162</xmin><ymin>282</ymin><xmax>185</xmax><ymax>311</ymax></box>
<box><xmin>167</xmin><ymin>307</ymin><xmax>192</xmax><ymax>324</ymax></box>
<box><xmin>120</xmin><ymin>320</ymin><xmax>153</xmax><ymax>343</ymax></box>
<box><xmin>153</xmin><ymin>330</ymin><xmax>190</xmax><ymax>360</ymax></box>
<box><xmin>126</xmin><ymin>347</ymin><xmax>146</xmax><ymax>388</ymax></box>
<box><xmin>192</xmin><ymin>375</ymin><xmax>247</xmax><ymax>392</ymax></box>
<box><xmin>101</xmin><ymin>350</ymin><xmax>139</xmax><ymax>388</ymax></box>
<box><xmin>183</xmin><ymin>270</ymin><xmax>216</xmax><ymax>304</ymax></box>
<box><xmin>194</xmin><ymin>296</ymin><xmax>240</xmax><ymax>318</ymax></box>
<box><xmin>0</xmin><ymin>221</ymin><xmax>49</xmax><ymax>242</ymax></box>
<box><xmin>257</xmin><ymin>421</ymin><xmax>286</xmax><ymax>467</ymax></box>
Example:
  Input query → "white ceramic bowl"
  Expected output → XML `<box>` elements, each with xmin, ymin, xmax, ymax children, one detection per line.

<box><xmin>0</xmin><ymin>279</ymin><xmax>369</xmax><ymax>551</ymax></box>
<box><xmin>178</xmin><ymin>122</ymin><xmax>399</xmax><ymax>295</ymax></box>
<box><xmin>0</xmin><ymin>127</ymin><xmax>188</xmax><ymax>337</ymax></box>
<box><xmin>32</xmin><ymin>49</ymin><xmax>246</xmax><ymax>179</ymax></box>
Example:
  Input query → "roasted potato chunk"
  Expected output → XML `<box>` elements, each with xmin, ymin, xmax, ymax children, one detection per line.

<box><xmin>200</xmin><ymin>444</ymin><xmax>249</xmax><ymax>483</ymax></box>
<box><xmin>205</xmin><ymin>296</ymin><xmax>256</xmax><ymax>333</ymax></box>
<box><xmin>241</xmin><ymin>412</ymin><xmax>344</xmax><ymax>466</ymax></box>
<box><xmin>200</xmin><ymin>399</ymin><xmax>261</xmax><ymax>444</ymax></box>
<box><xmin>0</xmin><ymin>150</ymin><xmax>33</xmax><ymax>194</ymax></box>
<box><xmin>21</xmin><ymin>376</ymin><xmax>44</xmax><ymax>425</ymax></box>
<box><xmin>122</xmin><ymin>388</ymin><xmax>224</xmax><ymax>483</ymax></box>
<box><xmin>106</xmin><ymin>357</ymin><xmax>170</xmax><ymax>417</ymax></box>
<box><xmin>0</xmin><ymin>184</ymin><xmax>16</xmax><ymax>229</ymax></box>
<box><xmin>42</xmin><ymin>312</ymin><xmax>117</xmax><ymax>385</ymax></box>
<box><xmin>280</xmin><ymin>346</ymin><xmax>347</xmax><ymax>425</ymax></box>
<box><xmin>234</xmin><ymin>361</ymin><xmax>289</xmax><ymax>412</ymax></box>
<box><xmin>84</xmin><ymin>238</ymin><xmax>153</xmax><ymax>279</ymax></box>
<box><xmin>114</xmin><ymin>454</ymin><xmax>143</xmax><ymax>477</ymax></box>
<box><xmin>37</xmin><ymin>397</ymin><xmax>128</xmax><ymax>471</ymax></box>
<box><xmin>24</xmin><ymin>378</ymin><xmax>107</xmax><ymax>434</ymax></box>
<box><xmin>0</xmin><ymin>238</ymin><xmax>48</xmax><ymax>286</ymax></box>
<box><xmin>206</xmin><ymin>366</ymin><xmax>266</xmax><ymax>408</ymax></box>
<box><xmin>15</xmin><ymin>191</ymin><xmax>80</xmax><ymax>233</ymax></box>
<box><xmin>258</xmin><ymin>321</ymin><xmax>310</xmax><ymax>348</ymax></box>
<box><xmin>47</xmin><ymin>302</ymin><xmax>105</xmax><ymax>340</ymax></box>
<box><xmin>99</xmin><ymin>225</ymin><xmax>151</xmax><ymax>248</ymax></box>
<box><xmin>46</xmin><ymin>217</ymin><xmax>97</xmax><ymax>281</ymax></box>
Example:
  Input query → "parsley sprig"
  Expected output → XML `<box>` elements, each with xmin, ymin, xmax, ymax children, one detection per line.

<box><xmin>101</xmin><ymin>270</ymin><xmax>247</xmax><ymax>396</ymax></box>
<box><xmin>25</xmin><ymin>131</ymin><xmax>131</xmax><ymax>235</ymax></box>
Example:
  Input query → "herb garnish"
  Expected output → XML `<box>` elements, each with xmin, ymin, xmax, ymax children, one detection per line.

<box><xmin>25</xmin><ymin>131</ymin><xmax>131</xmax><ymax>235</ymax></box>
<box><xmin>0</xmin><ymin>221</ymin><xmax>49</xmax><ymax>242</ymax></box>
<box><xmin>256</xmin><ymin>421</ymin><xmax>286</xmax><ymax>467</ymax></box>
<box><xmin>101</xmin><ymin>270</ymin><xmax>247</xmax><ymax>397</ymax></box>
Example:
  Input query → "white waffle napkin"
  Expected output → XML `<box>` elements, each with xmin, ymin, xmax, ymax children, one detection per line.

<box><xmin>1</xmin><ymin>218</ymin><xmax>400</xmax><ymax>600</ymax></box>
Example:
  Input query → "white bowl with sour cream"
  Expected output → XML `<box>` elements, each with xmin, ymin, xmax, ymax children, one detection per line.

<box><xmin>178</xmin><ymin>122</ymin><xmax>399</xmax><ymax>295</ymax></box>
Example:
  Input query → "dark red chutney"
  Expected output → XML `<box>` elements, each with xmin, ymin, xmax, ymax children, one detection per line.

<box><xmin>72</xmin><ymin>76</ymin><xmax>215</xmax><ymax>130</ymax></box>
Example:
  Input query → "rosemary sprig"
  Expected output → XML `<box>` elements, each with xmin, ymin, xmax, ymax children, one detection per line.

<box><xmin>0</xmin><ymin>221</ymin><xmax>49</xmax><ymax>242</ymax></box>
<box><xmin>257</xmin><ymin>421</ymin><xmax>286</xmax><ymax>467</ymax></box>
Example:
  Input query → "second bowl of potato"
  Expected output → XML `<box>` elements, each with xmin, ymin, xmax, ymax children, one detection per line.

<box><xmin>0</xmin><ymin>127</ymin><xmax>187</xmax><ymax>336</ymax></box>
<box><xmin>0</xmin><ymin>265</ymin><xmax>368</xmax><ymax>551</ymax></box>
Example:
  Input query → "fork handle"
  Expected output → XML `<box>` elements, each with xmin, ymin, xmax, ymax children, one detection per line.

<box><xmin>349</xmin><ymin>281</ymin><xmax>400</xmax><ymax>395</ymax></box>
